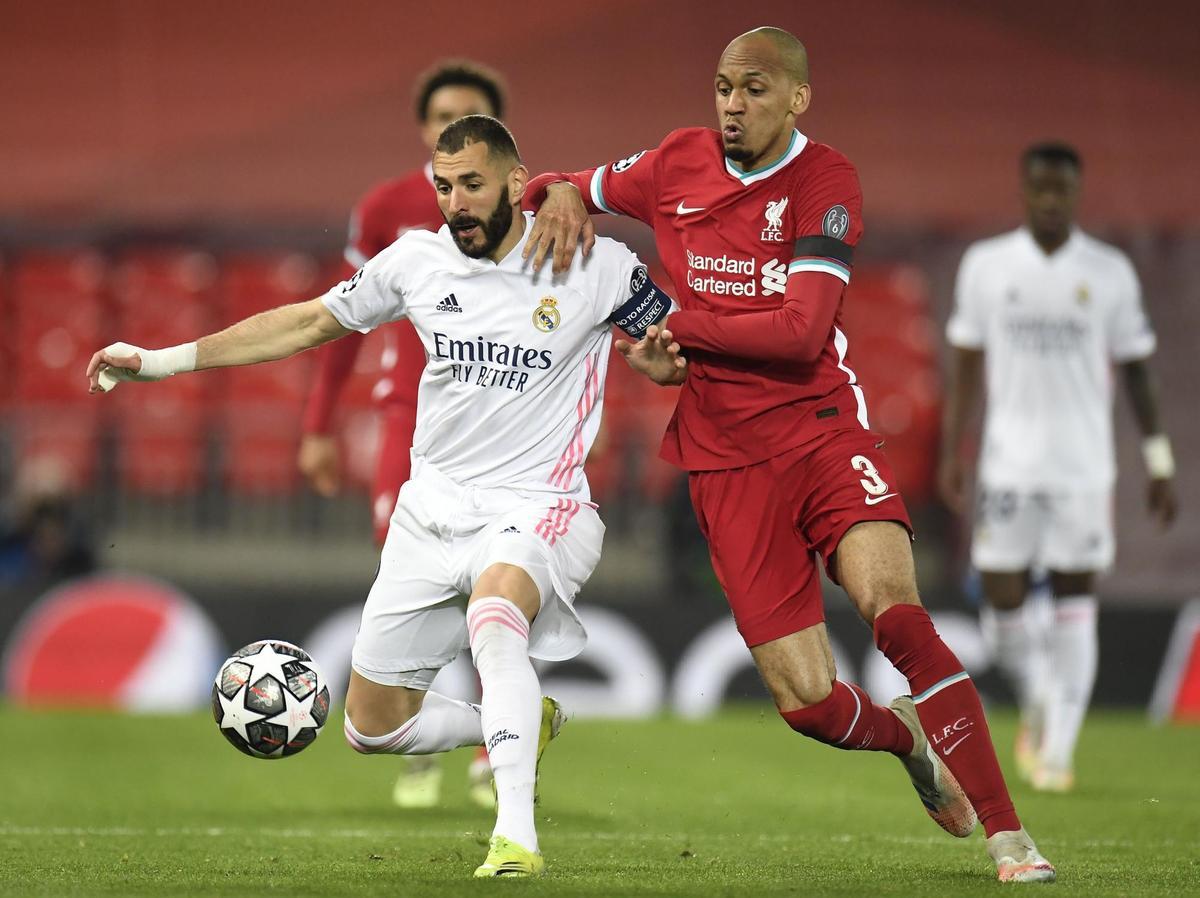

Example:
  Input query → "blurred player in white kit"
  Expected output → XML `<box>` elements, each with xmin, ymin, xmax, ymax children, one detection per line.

<box><xmin>86</xmin><ymin>115</ymin><xmax>681</xmax><ymax>877</ymax></box>
<box><xmin>939</xmin><ymin>142</ymin><xmax>1178</xmax><ymax>792</ymax></box>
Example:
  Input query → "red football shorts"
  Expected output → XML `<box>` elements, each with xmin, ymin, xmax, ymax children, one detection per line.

<box><xmin>687</xmin><ymin>428</ymin><xmax>913</xmax><ymax>648</ymax></box>
<box><xmin>371</xmin><ymin>403</ymin><xmax>418</xmax><ymax>546</ymax></box>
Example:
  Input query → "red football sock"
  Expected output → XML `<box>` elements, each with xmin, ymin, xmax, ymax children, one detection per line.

<box><xmin>780</xmin><ymin>681</ymin><xmax>914</xmax><ymax>755</ymax></box>
<box><xmin>874</xmin><ymin>604</ymin><xmax>1021</xmax><ymax>836</ymax></box>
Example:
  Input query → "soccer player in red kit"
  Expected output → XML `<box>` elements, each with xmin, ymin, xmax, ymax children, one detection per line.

<box><xmin>298</xmin><ymin>60</ymin><xmax>506</xmax><ymax>811</ymax></box>
<box><xmin>522</xmin><ymin>28</ymin><xmax>1054</xmax><ymax>883</ymax></box>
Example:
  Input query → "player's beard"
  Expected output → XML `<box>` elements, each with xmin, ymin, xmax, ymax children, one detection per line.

<box><xmin>448</xmin><ymin>188</ymin><xmax>513</xmax><ymax>259</ymax></box>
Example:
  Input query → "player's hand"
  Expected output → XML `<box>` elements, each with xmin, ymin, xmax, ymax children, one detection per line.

<box><xmin>523</xmin><ymin>182</ymin><xmax>594</xmax><ymax>275</ymax></box>
<box><xmin>616</xmin><ymin>325</ymin><xmax>687</xmax><ymax>386</ymax></box>
<box><xmin>1147</xmin><ymin>477</ymin><xmax>1177</xmax><ymax>529</ymax></box>
<box><xmin>298</xmin><ymin>435</ymin><xmax>341</xmax><ymax>497</ymax></box>
<box><xmin>86</xmin><ymin>344</ymin><xmax>143</xmax><ymax>393</ymax></box>
<box><xmin>937</xmin><ymin>457</ymin><xmax>970</xmax><ymax>516</ymax></box>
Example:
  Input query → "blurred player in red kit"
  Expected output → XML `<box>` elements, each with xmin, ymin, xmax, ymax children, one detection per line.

<box><xmin>523</xmin><ymin>27</ymin><xmax>1055</xmax><ymax>882</ymax></box>
<box><xmin>298</xmin><ymin>60</ymin><xmax>506</xmax><ymax>811</ymax></box>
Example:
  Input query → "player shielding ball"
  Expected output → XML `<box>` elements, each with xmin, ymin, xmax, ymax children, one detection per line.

<box><xmin>939</xmin><ymin>143</ymin><xmax>1177</xmax><ymax>792</ymax></box>
<box><xmin>297</xmin><ymin>58</ymin><xmax>508</xmax><ymax>813</ymax></box>
<box><xmin>523</xmin><ymin>27</ymin><xmax>1054</xmax><ymax>882</ymax></box>
<box><xmin>87</xmin><ymin>116</ymin><xmax>681</xmax><ymax>878</ymax></box>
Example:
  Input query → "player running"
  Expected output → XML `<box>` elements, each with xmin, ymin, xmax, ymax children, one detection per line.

<box><xmin>298</xmin><ymin>60</ymin><xmax>507</xmax><ymax>811</ymax></box>
<box><xmin>85</xmin><ymin>115</ymin><xmax>680</xmax><ymax>878</ymax></box>
<box><xmin>522</xmin><ymin>26</ymin><xmax>1055</xmax><ymax>882</ymax></box>
<box><xmin>939</xmin><ymin>142</ymin><xmax>1177</xmax><ymax>792</ymax></box>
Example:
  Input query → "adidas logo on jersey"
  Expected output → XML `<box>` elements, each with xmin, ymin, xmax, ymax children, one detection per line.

<box><xmin>436</xmin><ymin>293</ymin><xmax>464</xmax><ymax>313</ymax></box>
<box><xmin>500</xmin><ymin>525</ymin><xmax>520</xmax><ymax>534</ymax></box>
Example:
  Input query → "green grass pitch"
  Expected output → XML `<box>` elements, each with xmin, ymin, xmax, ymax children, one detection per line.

<box><xmin>1</xmin><ymin>705</ymin><xmax>1197</xmax><ymax>897</ymax></box>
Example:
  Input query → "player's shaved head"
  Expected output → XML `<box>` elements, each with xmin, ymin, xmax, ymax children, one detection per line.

<box><xmin>722</xmin><ymin>27</ymin><xmax>808</xmax><ymax>84</ymax></box>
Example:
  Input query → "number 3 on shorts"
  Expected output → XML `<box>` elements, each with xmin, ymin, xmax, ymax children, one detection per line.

<box><xmin>851</xmin><ymin>454</ymin><xmax>889</xmax><ymax>497</ymax></box>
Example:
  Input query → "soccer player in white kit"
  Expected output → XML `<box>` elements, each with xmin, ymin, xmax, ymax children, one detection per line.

<box><xmin>939</xmin><ymin>143</ymin><xmax>1178</xmax><ymax>792</ymax></box>
<box><xmin>85</xmin><ymin>115</ymin><xmax>682</xmax><ymax>877</ymax></box>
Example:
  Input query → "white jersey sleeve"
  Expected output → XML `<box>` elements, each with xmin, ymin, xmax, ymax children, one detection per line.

<box><xmin>947</xmin><ymin>244</ymin><xmax>986</xmax><ymax>349</ymax></box>
<box><xmin>1106</xmin><ymin>254</ymin><xmax>1156</xmax><ymax>361</ymax></box>
<box><xmin>320</xmin><ymin>238</ymin><xmax>411</xmax><ymax>333</ymax></box>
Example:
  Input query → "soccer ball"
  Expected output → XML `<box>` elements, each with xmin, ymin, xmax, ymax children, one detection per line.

<box><xmin>211</xmin><ymin>639</ymin><xmax>330</xmax><ymax>759</ymax></box>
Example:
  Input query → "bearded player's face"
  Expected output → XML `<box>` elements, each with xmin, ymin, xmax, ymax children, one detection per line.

<box><xmin>433</xmin><ymin>141</ymin><xmax>517</xmax><ymax>259</ymax></box>
<box><xmin>715</xmin><ymin>41</ymin><xmax>807</xmax><ymax>169</ymax></box>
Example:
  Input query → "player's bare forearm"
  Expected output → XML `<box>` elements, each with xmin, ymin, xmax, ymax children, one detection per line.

<box><xmin>940</xmin><ymin>348</ymin><xmax>984</xmax><ymax>459</ymax></box>
<box><xmin>1121</xmin><ymin>358</ymin><xmax>1177</xmax><ymax>524</ymax></box>
<box><xmin>196</xmin><ymin>299</ymin><xmax>351</xmax><ymax>370</ymax></box>
<box><xmin>1119</xmin><ymin>358</ymin><xmax>1165</xmax><ymax>437</ymax></box>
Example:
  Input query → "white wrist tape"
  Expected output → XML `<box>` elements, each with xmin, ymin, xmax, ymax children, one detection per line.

<box><xmin>1142</xmin><ymin>434</ymin><xmax>1175</xmax><ymax>480</ymax></box>
<box><xmin>97</xmin><ymin>341</ymin><xmax>197</xmax><ymax>391</ymax></box>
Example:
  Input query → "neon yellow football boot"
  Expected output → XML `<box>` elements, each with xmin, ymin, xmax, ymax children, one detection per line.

<box><xmin>473</xmin><ymin>835</ymin><xmax>545</xmax><ymax>878</ymax></box>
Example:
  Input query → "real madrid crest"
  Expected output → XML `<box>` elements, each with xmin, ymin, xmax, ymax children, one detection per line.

<box><xmin>533</xmin><ymin>296</ymin><xmax>561</xmax><ymax>332</ymax></box>
<box><xmin>1076</xmin><ymin>283</ymin><xmax>1090</xmax><ymax>306</ymax></box>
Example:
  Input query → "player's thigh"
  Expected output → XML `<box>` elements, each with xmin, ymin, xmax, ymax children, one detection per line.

<box><xmin>787</xmin><ymin>430</ymin><xmax>915</xmax><ymax>619</ymax></box>
<box><xmin>353</xmin><ymin>488</ymin><xmax>463</xmax><ymax>691</ymax></box>
<box><xmin>466</xmin><ymin>499</ymin><xmax>604</xmax><ymax>662</ymax></box>
<box><xmin>749</xmin><ymin>622</ymin><xmax>838</xmax><ymax>710</ymax></box>
<box><xmin>970</xmin><ymin>486</ymin><xmax>1040</xmax><ymax>576</ymax></box>
<box><xmin>834</xmin><ymin>521</ymin><xmax>921</xmax><ymax>621</ymax></box>
<box><xmin>688</xmin><ymin>463</ymin><xmax>824</xmax><ymax>648</ymax></box>
<box><xmin>1043</xmin><ymin>489</ymin><xmax>1113</xmax><ymax>577</ymax></box>
<box><xmin>470</xmin><ymin>563</ymin><xmax>540</xmax><ymax>622</ymax></box>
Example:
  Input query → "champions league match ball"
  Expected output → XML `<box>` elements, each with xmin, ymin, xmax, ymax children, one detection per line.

<box><xmin>211</xmin><ymin>640</ymin><xmax>331</xmax><ymax>759</ymax></box>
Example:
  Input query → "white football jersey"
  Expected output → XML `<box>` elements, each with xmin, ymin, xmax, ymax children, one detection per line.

<box><xmin>948</xmin><ymin>227</ymin><xmax>1155</xmax><ymax>489</ymax></box>
<box><xmin>322</xmin><ymin>212</ymin><xmax>670</xmax><ymax>499</ymax></box>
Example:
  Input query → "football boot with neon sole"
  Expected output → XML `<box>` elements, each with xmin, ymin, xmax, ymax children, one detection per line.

<box><xmin>473</xmin><ymin>835</ymin><xmax>545</xmax><ymax>878</ymax></box>
<box><xmin>391</xmin><ymin>755</ymin><xmax>442</xmax><ymax>809</ymax></box>
<box><xmin>889</xmin><ymin>695</ymin><xmax>978</xmax><ymax>837</ymax></box>
<box><xmin>987</xmin><ymin>827</ymin><xmax>1056</xmax><ymax>882</ymax></box>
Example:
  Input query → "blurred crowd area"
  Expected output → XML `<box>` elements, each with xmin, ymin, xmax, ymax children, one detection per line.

<box><xmin>1</xmin><ymin>1</ymin><xmax>1197</xmax><ymax>615</ymax></box>
<box><xmin>0</xmin><ymin>224</ymin><xmax>1195</xmax><ymax>611</ymax></box>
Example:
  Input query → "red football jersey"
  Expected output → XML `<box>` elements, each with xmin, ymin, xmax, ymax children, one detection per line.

<box><xmin>528</xmin><ymin>127</ymin><xmax>871</xmax><ymax>471</ymax></box>
<box><xmin>302</xmin><ymin>164</ymin><xmax>442</xmax><ymax>434</ymax></box>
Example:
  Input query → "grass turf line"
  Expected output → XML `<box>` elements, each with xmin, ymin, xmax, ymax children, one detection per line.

<box><xmin>0</xmin><ymin>706</ymin><xmax>1197</xmax><ymax>897</ymax></box>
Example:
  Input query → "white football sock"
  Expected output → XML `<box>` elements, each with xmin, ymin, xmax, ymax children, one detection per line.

<box><xmin>468</xmin><ymin>596</ymin><xmax>540</xmax><ymax>852</ymax></box>
<box><xmin>1041</xmin><ymin>595</ymin><xmax>1099</xmax><ymax>772</ymax></box>
<box><xmin>980</xmin><ymin>602</ymin><xmax>1050</xmax><ymax>727</ymax></box>
<box><xmin>344</xmin><ymin>691</ymin><xmax>483</xmax><ymax>754</ymax></box>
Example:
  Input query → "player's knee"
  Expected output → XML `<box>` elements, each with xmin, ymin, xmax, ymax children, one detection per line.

<box><xmin>767</xmin><ymin>673</ymin><xmax>834</xmax><ymax>715</ymax></box>
<box><xmin>778</xmin><ymin>684</ymin><xmax>844</xmax><ymax>744</ymax></box>
<box><xmin>854</xmin><ymin>575</ymin><xmax>920</xmax><ymax>623</ymax></box>
<box><xmin>343</xmin><ymin>708</ymin><xmax>418</xmax><ymax>754</ymax></box>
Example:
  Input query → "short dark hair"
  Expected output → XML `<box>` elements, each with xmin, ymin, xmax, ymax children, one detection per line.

<box><xmin>415</xmin><ymin>61</ymin><xmax>506</xmax><ymax>122</ymax></box>
<box><xmin>1022</xmin><ymin>142</ymin><xmax>1082</xmax><ymax>175</ymax></box>
<box><xmin>435</xmin><ymin>115</ymin><xmax>522</xmax><ymax>164</ymax></box>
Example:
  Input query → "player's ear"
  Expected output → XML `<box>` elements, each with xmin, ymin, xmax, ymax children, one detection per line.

<box><xmin>791</xmin><ymin>82</ymin><xmax>812</xmax><ymax>117</ymax></box>
<box><xmin>509</xmin><ymin>164</ymin><xmax>529</xmax><ymax>206</ymax></box>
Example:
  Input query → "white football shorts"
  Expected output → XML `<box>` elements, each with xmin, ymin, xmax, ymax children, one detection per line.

<box><xmin>970</xmin><ymin>484</ymin><xmax>1114</xmax><ymax>573</ymax></box>
<box><xmin>351</xmin><ymin>457</ymin><xmax>603</xmax><ymax>690</ymax></box>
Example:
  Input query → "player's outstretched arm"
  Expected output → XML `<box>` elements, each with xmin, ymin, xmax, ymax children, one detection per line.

<box><xmin>938</xmin><ymin>347</ymin><xmax>984</xmax><ymax>516</ymax></box>
<box><xmin>615</xmin><ymin>326</ymin><xmax>687</xmax><ymax>386</ymax></box>
<box><xmin>1121</xmin><ymin>358</ymin><xmax>1178</xmax><ymax>527</ymax></box>
<box><xmin>86</xmin><ymin>298</ymin><xmax>351</xmax><ymax>393</ymax></box>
